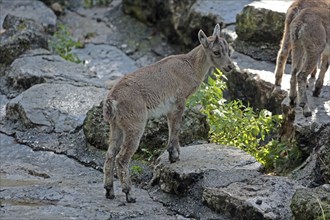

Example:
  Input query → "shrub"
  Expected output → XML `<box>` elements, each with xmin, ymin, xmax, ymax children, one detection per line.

<box><xmin>48</xmin><ymin>23</ymin><xmax>82</xmax><ymax>63</ymax></box>
<box><xmin>187</xmin><ymin>70</ymin><xmax>286</xmax><ymax>170</ymax></box>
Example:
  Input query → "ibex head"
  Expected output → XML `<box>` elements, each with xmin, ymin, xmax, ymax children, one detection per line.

<box><xmin>198</xmin><ymin>24</ymin><xmax>235</xmax><ymax>73</ymax></box>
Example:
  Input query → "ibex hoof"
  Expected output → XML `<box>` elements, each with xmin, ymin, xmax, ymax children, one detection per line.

<box><xmin>303</xmin><ymin>110</ymin><xmax>312</xmax><ymax>117</ymax></box>
<box><xmin>303</xmin><ymin>105</ymin><xmax>312</xmax><ymax>117</ymax></box>
<box><xmin>313</xmin><ymin>89</ymin><xmax>321</xmax><ymax>97</ymax></box>
<box><xmin>126</xmin><ymin>194</ymin><xmax>136</xmax><ymax>203</ymax></box>
<box><xmin>289</xmin><ymin>97</ymin><xmax>296</xmax><ymax>106</ymax></box>
<box><xmin>105</xmin><ymin>191</ymin><xmax>115</xmax><ymax>199</ymax></box>
<box><xmin>169</xmin><ymin>156</ymin><xmax>180</xmax><ymax>163</ymax></box>
<box><xmin>272</xmin><ymin>86</ymin><xmax>281</xmax><ymax>95</ymax></box>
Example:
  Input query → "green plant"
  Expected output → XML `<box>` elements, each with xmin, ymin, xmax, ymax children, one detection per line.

<box><xmin>48</xmin><ymin>23</ymin><xmax>82</xmax><ymax>63</ymax></box>
<box><xmin>187</xmin><ymin>70</ymin><xmax>284</xmax><ymax>170</ymax></box>
<box><xmin>257</xmin><ymin>139</ymin><xmax>302</xmax><ymax>172</ymax></box>
<box><xmin>130</xmin><ymin>165</ymin><xmax>143</xmax><ymax>176</ymax></box>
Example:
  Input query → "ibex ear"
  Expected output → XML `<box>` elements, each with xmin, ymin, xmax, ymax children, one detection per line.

<box><xmin>212</xmin><ymin>23</ymin><xmax>221</xmax><ymax>37</ymax></box>
<box><xmin>198</xmin><ymin>29</ymin><xmax>209</xmax><ymax>48</ymax></box>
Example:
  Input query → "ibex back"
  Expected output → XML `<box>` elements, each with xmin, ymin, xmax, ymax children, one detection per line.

<box><xmin>289</xmin><ymin>7</ymin><xmax>330</xmax><ymax>117</ymax></box>
<box><xmin>274</xmin><ymin>0</ymin><xmax>330</xmax><ymax>90</ymax></box>
<box><xmin>103</xmin><ymin>24</ymin><xmax>234</xmax><ymax>203</ymax></box>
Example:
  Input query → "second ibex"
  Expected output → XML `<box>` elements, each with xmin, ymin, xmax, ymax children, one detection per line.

<box><xmin>102</xmin><ymin>24</ymin><xmax>235</xmax><ymax>203</ymax></box>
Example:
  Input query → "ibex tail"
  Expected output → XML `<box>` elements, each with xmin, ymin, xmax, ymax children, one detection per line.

<box><xmin>103</xmin><ymin>98</ymin><xmax>117</xmax><ymax>121</ymax></box>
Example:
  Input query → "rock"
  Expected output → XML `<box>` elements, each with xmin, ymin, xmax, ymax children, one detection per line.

<box><xmin>291</xmin><ymin>144</ymin><xmax>330</xmax><ymax>187</ymax></box>
<box><xmin>3</xmin><ymin>83</ymin><xmax>107</xmax><ymax>168</ymax></box>
<box><xmin>153</xmin><ymin>144</ymin><xmax>262</xmax><ymax>195</ymax></box>
<box><xmin>279</xmin><ymin>81</ymin><xmax>330</xmax><ymax>186</ymax></box>
<box><xmin>150</xmin><ymin>143</ymin><xmax>261</xmax><ymax>219</ymax></box>
<box><xmin>0</xmin><ymin>0</ymin><xmax>57</xmax><ymax>33</ymax></box>
<box><xmin>3</xmin><ymin>49</ymin><xmax>106</xmax><ymax>97</ymax></box>
<box><xmin>5</xmin><ymin>83</ymin><xmax>106</xmax><ymax>132</ymax></box>
<box><xmin>63</xmin><ymin>3</ymin><xmax>176</xmax><ymax>67</ymax></box>
<box><xmin>234</xmin><ymin>0</ymin><xmax>292</xmax><ymax>61</ymax></box>
<box><xmin>0</xmin><ymin>133</ymin><xmax>180</xmax><ymax>219</ymax></box>
<box><xmin>291</xmin><ymin>185</ymin><xmax>330</xmax><ymax>220</ymax></box>
<box><xmin>123</xmin><ymin>0</ymin><xmax>254</xmax><ymax>49</ymax></box>
<box><xmin>0</xmin><ymin>15</ymin><xmax>49</xmax><ymax>67</ymax></box>
<box><xmin>60</xmin><ymin>9</ymin><xmax>114</xmax><ymax>44</ymax></box>
<box><xmin>83</xmin><ymin>101</ymin><xmax>210</xmax><ymax>151</ymax></box>
<box><xmin>203</xmin><ymin>175</ymin><xmax>303</xmax><ymax>220</ymax></box>
<box><xmin>224</xmin><ymin>64</ymin><xmax>287</xmax><ymax>114</ymax></box>
<box><xmin>73</xmin><ymin>44</ymin><xmax>138</xmax><ymax>80</ymax></box>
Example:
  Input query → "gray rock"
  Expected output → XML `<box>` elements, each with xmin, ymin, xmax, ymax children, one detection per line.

<box><xmin>123</xmin><ymin>0</ymin><xmax>254</xmax><ymax>49</ymax></box>
<box><xmin>0</xmin><ymin>0</ymin><xmax>57</xmax><ymax>33</ymax></box>
<box><xmin>224</xmin><ymin>65</ymin><xmax>287</xmax><ymax>114</ymax></box>
<box><xmin>150</xmin><ymin>143</ymin><xmax>261</xmax><ymax>219</ymax></box>
<box><xmin>60</xmin><ymin>9</ymin><xmax>113</xmax><ymax>44</ymax></box>
<box><xmin>4</xmin><ymin>49</ymin><xmax>106</xmax><ymax>96</ymax></box>
<box><xmin>83</xmin><ymin>101</ymin><xmax>210</xmax><ymax>151</ymax></box>
<box><xmin>73</xmin><ymin>43</ymin><xmax>138</xmax><ymax>80</ymax></box>
<box><xmin>203</xmin><ymin>175</ymin><xmax>303</xmax><ymax>220</ymax></box>
<box><xmin>291</xmin><ymin>185</ymin><xmax>330</xmax><ymax>220</ymax></box>
<box><xmin>63</xmin><ymin>2</ymin><xmax>176</xmax><ymax>67</ymax></box>
<box><xmin>235</xmin><ymin>0</ymin><xmax>292</xmax><ymax>61</ymax></box>
<box><xmin>0</xmin><ymin>15</ymin><xmax>49</xmax><ymax>67</ymax></box>
<box><xmin>5</xmin><ymin>83</ymin><xmax>107</xmax><ymax>132</ymax></box>
<box><xmin>291</xmin><ymin>143</ymin><xmax>330</xmax><ymax>187</ymax></box>
<box><xmin>2</xmin><ymin>83</ymin><xmax>107</xmax><ymax>169</ymax></box>
<box><xmin>153</xmin><ymin>144</ymin><xmax>262</xmax><ymax>195</ymax></box>
<box><xmin>231</xmin><ymin>51</ymin><xmax>292</xmax><ymax>91</ymax></box>
<box><xmin>0</xmin><ymin>133</ymin><xmax>180</xmax><ymax>219</ymax></box>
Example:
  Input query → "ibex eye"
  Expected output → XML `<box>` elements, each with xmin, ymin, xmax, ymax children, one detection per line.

<box><xmin>214</xmin><ymin>51</ymin><xmax>220</xmax><ymax>56</ymax></box>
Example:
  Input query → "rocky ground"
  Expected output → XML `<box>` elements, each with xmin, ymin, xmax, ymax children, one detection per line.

<box><xmin>1</xmin><ymin>0</ymin><xmax>329</xmax><ymax>219</ymax></box>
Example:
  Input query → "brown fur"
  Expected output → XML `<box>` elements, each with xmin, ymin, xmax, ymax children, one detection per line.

<box><xmin>274</xmin><ymin>0</ymin><xmax>330</xmax><ymax>89</ymax></box>
<box><xmin>289</xmin><ymin>7</ymin><xmax>330</xmax><ymax>117</ymax></box>
<box><xmin>102</xmin><ymin>24</ymin><xmax>235</xmax><ymax>203</ymax></box>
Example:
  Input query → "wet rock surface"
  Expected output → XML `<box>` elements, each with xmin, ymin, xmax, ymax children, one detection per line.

<box><xmin>0</xmin><ymin>134</ymin><xmax>180</xmax><ymax>220</ymax></box>
<box><xmin>1</xmin><ymin>0</ymin><xmax>329</xmax><ymax>219</ymax></box>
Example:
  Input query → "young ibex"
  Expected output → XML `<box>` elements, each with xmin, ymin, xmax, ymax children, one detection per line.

<box><xmin>103</xmin><ymin>24</ymin><xmax>234</xmax><ymax>203</ymax></box>
<box><xmin>274</xmin><ymin>0</ymin><xmax>330</xmax><ymax>90</ymax></box>
<box><xmin>289</xmin><ymin>7</ymin><xmax>330</xmax><ymax>117</ymax></box>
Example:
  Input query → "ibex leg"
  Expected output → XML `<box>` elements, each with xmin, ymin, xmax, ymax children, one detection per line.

<box><xmin>115</xmin><ymin>118</ymin><xmax>146</xmax><ymax>203</ymax></box>
<box><xmin>167</xmin><ymin>99</ymin><xmax>185</xmax><ymax>163</ymax></box>
<box><xmin>104</xmin><ymin>121</ymin><xmax>123</xmax><ymax>199</ymax></box>
<box><xmin>313</xmin><ymin>54</ymin><xmax>329</xmax><ymax>97</ymax></box>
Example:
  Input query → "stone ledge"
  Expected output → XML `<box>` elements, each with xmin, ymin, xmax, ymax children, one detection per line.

<box><xmin>203</xmin><ymin>175</ymin><xmax>303</xmax><ymax>220</ymax></box>
<box><xmin>153</xmin><ymin>144</ymin><xmax>262</xmax><ymax>195</ymax></box>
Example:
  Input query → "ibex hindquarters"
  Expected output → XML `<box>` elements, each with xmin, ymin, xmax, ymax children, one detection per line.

<box><xmin>289</xmin><ymin>7</ymin><xmax>330</xmax><ymax>117</ymax></box>
<box><xmin>274</xmin><ymin>0</ymin><xmax>330</xmax><ymax>90</ymax></box>
<box><xmin>103</xmin><ymin>24</ymin><xmax>234</xmax><ymax>203</ymax></box>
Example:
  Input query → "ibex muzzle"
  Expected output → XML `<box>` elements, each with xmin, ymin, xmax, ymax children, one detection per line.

<box><xmin>103</xmin><ymin>24</ymin><xmax>234</xmax><ymax>203</ymax></box>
